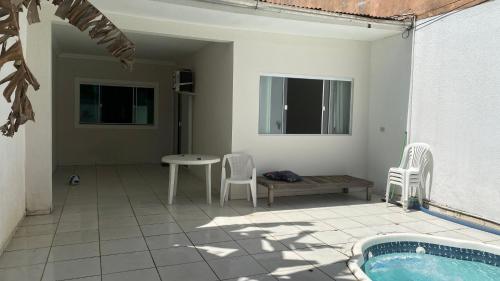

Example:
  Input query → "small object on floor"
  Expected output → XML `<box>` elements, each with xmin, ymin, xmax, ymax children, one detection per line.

<box><xmin>69</xmin><ymin>175</ymin><xmax>80</xmax><ymax>186</ymax></box>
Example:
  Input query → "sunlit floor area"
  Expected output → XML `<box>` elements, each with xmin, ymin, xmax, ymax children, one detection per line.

<box><xmin>1</xmin><ymin>165</ymin><xmax>499</xmax><ymax>281</ymax></box>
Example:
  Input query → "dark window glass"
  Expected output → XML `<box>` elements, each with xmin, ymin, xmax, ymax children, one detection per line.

<box><xmin>79</xmin><ymin>85</ymin><xmax>99</xmax><ymax>123</ymax></box>
<box><xmin>285</xmin><ymin>78</ymin><xmax>323</xmax><ymax>134</ymax></box>
<box><xmin>100</xmin><ymin>86</ymin><xmax>134</xmax><ymax>124</ymax></box>
<box><xmin>135</xmin><ymin>87</ymin><xmax>154</xmax><ymax>125</ymax></box>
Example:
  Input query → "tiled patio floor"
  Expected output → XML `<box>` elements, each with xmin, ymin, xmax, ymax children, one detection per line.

<box><xmin>1</xmin><ymin>165</ymin><xmax>499</xmax><ymax>281</ymax></box>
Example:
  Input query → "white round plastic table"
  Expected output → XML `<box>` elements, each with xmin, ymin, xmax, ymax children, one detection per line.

<box><xmin>161</xmin><ymin>154</ymin><xmax>220</xmax><ymax>205</ymax></box>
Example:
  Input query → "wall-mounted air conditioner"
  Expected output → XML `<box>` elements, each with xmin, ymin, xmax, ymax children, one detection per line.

<box><xmin>173</xmin><ymin>70</ymin><xmax>194</xmax><ymax>94</ymax></box>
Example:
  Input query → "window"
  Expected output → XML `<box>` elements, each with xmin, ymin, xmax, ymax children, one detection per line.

<box><xmin>259</xmin><ymin>75</ymin><xmax>352</xmax><ymax>135</ymax></box>
<box><xmin>77</xmin><ymin>81</ymin><xmax>156</xmax><ymax>126</ymax></box>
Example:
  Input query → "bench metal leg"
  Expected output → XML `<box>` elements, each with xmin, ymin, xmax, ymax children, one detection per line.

<box><xmin>268</xmin><ymin>187</ymin><xmax>274</xmax><ymax>207</ymax></box>
<box><xmin>342</xmin><ymin>188</ymin><xmax>349</xmax><ymax>194</ymax></box>
<box><xmin>366</xmin><ymin>187</ymin><xmax>373</xmax><ymax>201</ymax></box>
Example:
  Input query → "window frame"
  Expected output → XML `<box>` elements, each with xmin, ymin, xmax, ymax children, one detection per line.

<box><xmin>258</xmin><ymin>73</ymin><xmax>354</xmax><ymax>136</ymax></box>
<box><xmin>74</xmin><ymin>78</ymin><xmax>160</xmax><ymax>129</ymax></box>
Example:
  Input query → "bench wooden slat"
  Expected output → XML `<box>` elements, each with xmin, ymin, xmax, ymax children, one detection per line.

<box><xmin>257</xmin><ymin>175</ymin><xmax>373</xmax><ymax>206</ymax></box>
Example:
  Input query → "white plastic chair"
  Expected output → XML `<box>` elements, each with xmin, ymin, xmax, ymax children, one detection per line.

<box><xmin>220</xmin><ymin>153</ymin><xmax>257</xmax><ymax>208</ymax></box>
<box><xmin>385</xmin><ymin>143</ymin><xmax>432</xmax><ymax>210</ymax></box>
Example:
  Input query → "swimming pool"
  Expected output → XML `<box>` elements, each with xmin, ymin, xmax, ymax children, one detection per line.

<box><xmin>348</xmin><ymin>233</ymin><xmax>500</xmax><ymax>281</ymax></box>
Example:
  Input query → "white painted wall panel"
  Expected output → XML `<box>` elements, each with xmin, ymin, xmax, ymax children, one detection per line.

<box><xmin>182</xmin><ymin>43</ymin><xmax>234</xmax><ymax>189</ymax></box>
<box><xmin>55</xmin><ymin>58</ymin><xmax>176</xmax><ymax>165</ymax></box>
<box><xmin>232</xmin><ymin>35</ymin><xmax>371</xmax><ymax>179</ymax></box>
<box><xmin>411</xmin><ymin>1</ymin><xmax>500</xmax><ymax>222</ymax></box>
<box><xmin>0</xmin><ymin>13</ymin><xmax>27</xmax><ymax>253</ymax></box>
<box><xmin>368</xmin><ymin>34</ymin><xmax>412</xmax><ymax>194</ymax></box>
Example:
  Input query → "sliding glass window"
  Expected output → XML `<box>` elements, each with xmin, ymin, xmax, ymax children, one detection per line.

<box><xmin>259</xmin><ymin>75</ymin><xmax>352</xmax><ymax>135</ymax></box>
<box><xmin>78</xmin><ymin>83</ymin><xmax>156</xmax><ymax>126</ymax></box>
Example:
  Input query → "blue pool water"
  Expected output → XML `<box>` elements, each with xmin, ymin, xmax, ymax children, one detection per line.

<box><xmin>363</xmin><ymin>253</ymin><xmax>500</xmax><ymax>281</ymax></box>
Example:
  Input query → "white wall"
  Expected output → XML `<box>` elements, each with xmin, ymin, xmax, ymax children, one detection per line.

<box><xmin>0</xmin><ymin>13</ymin><xmax>27</xmax><ymax>253</ymax></box>
<box><xmin>106</xmin><ymin>11</ymin><xmax>403</xmax><ymax>192</ymax></box>
<box><xmin>55</xmin><ymin>57</ymin><xmax>176</xmax><ymax>165</ymax></box>
<box><xmin>410</xmin><ymin>1</ymin><xmax>500</xmax><ymax>222</ymax></box>
<box><xmin>25</xmin><ymin>7</ymin><xmax>55</xmax><ymax>215</ymax></box>
<box><xmin>368</xmin><ymin>34</ymin><xmax>412</xmax><ymax>193</ymax></box>
<box><xmin>182</xmin><ymin>43</ymin><xmax>234</xmax><ymax>188</ymax></box>
<box><xmin>232</xmin><ymin>35</ymin><xmax>371</xmax><ymax>178</ymax></box>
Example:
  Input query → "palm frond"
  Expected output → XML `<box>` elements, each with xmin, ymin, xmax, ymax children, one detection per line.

<box><xmin>0</xmin><ymin>0</ymin><xmax>135</xmax><ymax>136</ymax></box>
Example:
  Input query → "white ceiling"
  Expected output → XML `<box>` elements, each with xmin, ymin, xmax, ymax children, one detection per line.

<box><xmin>54</xmin><ymin>0</ymin><xmax>406</xmax><ymax>61</ymax></box>
<box><xmin>89</xmin><ymin>0</ymin><xmax>404</xmax><ymax>41</ymax></box>
<box><xmin>53</xmin><ymin>24</ymin><xmax>212</xmax><ymax>63</ymax></box>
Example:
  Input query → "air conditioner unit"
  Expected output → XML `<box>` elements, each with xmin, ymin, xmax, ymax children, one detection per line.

<box><xmin>173</xmin><ymin>70</ymin><xmax>194</xmax><ymax>94</ymax></box>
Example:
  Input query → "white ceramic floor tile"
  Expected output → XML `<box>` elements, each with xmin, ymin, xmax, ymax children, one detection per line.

<box><xmin>56</xmin><ymin>219</ymin><xmax>98</xmax><ymax>233</ymax></box>
<box><xmin>0</xmin><ymin>264</ymin><xmax>45</xmax><ymax>281</ymax></box>
<box><xmin>187</xmin><ymin>229</ymin><xmax>233</xmax><ymax>245</ymax></box>
<box><xmin>236</xmin><ymin>237</ymin><xmax>288</xmax><ymax>255</ymax></box>
<box><xmin>136</xmin><ymin>214</ymin><xmax>175</xmax><ymax>225</ymax></box>
<box><xmin>101</xmin><ymin>237</ymin><xmax>148</xmax><ymax>255</ymax></box>
<box><xmin>42</xmin><ymin>257</ymin><xmax>101</xmax><ymax>281</ymax></box>
<box><xmin>158</xmin><ymin>261</ymin><xmax>218</xmax><ymax>281</ymax></box>
<box><xmin>0</xmin><ymin>248</ymin><xmax>50</xmax><ymax>268</ymax></box>
<box><xmin>224</xmin><ymin>274</ymin><xmax>278</xmax><ymax>281</ymax></box>
<box><xmin>311</xmin><ymin>231</ymin><xmax>354</xmax><ymax>245</ymax></box>
<box><xmin>101</xmin><ymin>251</ymin><xmax>154</xmax><ymax>274</ymax></box>
<box><xmin>322</xmin><ymin>218</ymin><xmax>364</xmax><ymax>230</ymax></box>
<box><xmin>99</xmin><ymin>208</ymin><xmax>134</xmax><ymax>218</ymax></box>
<box><xmin>431</xmin><ymin>230</ymin><xmax>482</xmax><ymax>241</ymax></box>
<box><xmin>427</xmin><ymin>219</ymin><xmax>467</xmax><ymax>230</ymax></box>
<box><xmin>53</xmin><ymin>230</ymin><xmax>99</xmax><ymax>246</ymax></box>
<box><xmin>341</xmin><ymin>227</ymin><xmax>379</xmax><ymax>239</ymax></box>
<box><xmin>454</xmin><ymin>228</ymin><xmax>500</xmax><ymax>242</ymax></box>
<box><xmin>258</xmin><ymin>224</ymin><xmax>305</xmax><ymax>237</ymax></box>
<box><xmin>293</xmin><ymin>246</ymin><xmax>348</xmax><ymax>266</ymax></box>
<box><xmin>196</xmin><ymin>240</ymin><xmax>247</xmax><ymax>260</ymax></box>
<box><xmin>487</xmin><ymin>240</ymin><xmax>500</xmax><ymax>246</ymax></box>
<box><xmin>225</xmin><ymin>225</ymin><xmax>267</xmax><ymax>240</ymax></box>
<box><xmin>351</xmin><ymin>215</ymin><xmax>394</xmax><ymax>227</ymax></box>
<box><xmin>14</xmin><ymin>224</ymin><xmax>58</xmax><ymax>238</ymax></box>
<box><xmin>400</xmin><ymin>221</ymin><xmax>447</xmax><ymax>234</ymax></box>
<box><xmin>371</xmin><ymin>224</ymin><xmax>413</xmax><ymax>234</ymax></box>
<box><xmin>208</xmin><ymin>255</ymin><xmax>267</xmax><ymax>280</ymax></box>
<box><xmin>145</xmin><ymin>233</ymin><xmax>193</xmax><ymax>250</ymax></box>
<box><xmin>150</xmin><ymin>246</ymin><xmax>203</xmax><ymax>266</ymax></box>
<box><xmin>68</xmin><ymin>276</ymin><xmax>101</xmax><ymax>281</ymax></box>
<box><xmin>140</xmin><ymin>223</ymin><xmax>183</xmax><ymax>236</ymax></box>
<box><xmin>21</xmin><ymin>215</ymin><xmax>60</xmax><ymax>226</ymax></box>
<box><xmin>134</xmin><ymin>207</ymin><xmax>170</xmax><ymax>217</ymax></box>
<box><xmin>272</xmin><ymin>234</ymin><xmax>326</xmax><ymax>250</ymax></box>
<box><xmin>99</xmin><ymin>216</ymin><xmax>138</xmax><ymax>228</ymax></box>
<box><xmin>275</xmin><ymin>212</ymin><xmax>316</xmax><ymax>223</ymax></box>
<box><xmin>48</xmin><ymin>242</ymin><xmax>100</xmax><ymax>262</ymax></box>
<box><xmin>272</xmin><ymin>268</ymin><xmax>334</xmax><ymax>281</ymax></box>
<box><xmin>252</xmin><ymin>251</ymin><xmax>312</xmax><ymax>274</ymax></box>
<box><xmin>380</xmin><ymin>213</ymin><xmax>419</xmax><ymax>224</ymax></box>
<box><xmin>318</xmin><ymin>262</ymin><xmax>356</xmax><ymax>280</ymax></box>
<box><xmin>100</xmin><ymin>225</ymin><xmax>142</xmax><ymax>241</ymax></box>
<box><xmin>311</xmin><ymin>210</ymin><xmax>345</xmax><ymax>219</ymax></box>
<box><xmin>102</xmin><ymin>268</ymin><xmax>161</xmax><ymax>281</ymax></box>
<box><xmin>178</xmin><ymin>219</ymin><xmax>219</xmax><ymax>233</ymax></box>
<box><xmin>6</xmin><ymin>234</ymin><xmax>53</xmax><ymax>251</ymax></box>
<box><xmin>24</xmin><ymin>165</ymin><xmax>499</xmax><ymax>281</ymax></box>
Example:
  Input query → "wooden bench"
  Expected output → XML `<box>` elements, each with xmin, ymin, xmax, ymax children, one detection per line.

<box><xmin>257</xmin><ymin>175</ymin><xmax>373</xmax><ymax>206</ymax></box>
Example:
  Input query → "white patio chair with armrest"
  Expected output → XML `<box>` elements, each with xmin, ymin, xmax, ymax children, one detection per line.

<box><xmin>220</xmin><ymin>153</ymin><xmax>257</xmax><ymax>208</ymax></box>
<box><xmin>385</xmin><ymin>143</ymin><xmax>431</xmax><ymax>210</ymax></box>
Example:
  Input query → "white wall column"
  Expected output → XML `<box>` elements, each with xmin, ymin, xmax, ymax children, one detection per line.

<box><xmin>25</xmin><ymin>8</ymin><xmax>54</xmax><ymax>215</ymax></box>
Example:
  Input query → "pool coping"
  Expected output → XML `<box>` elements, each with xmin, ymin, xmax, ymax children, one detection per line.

<box><xmin>348</xmin><ymin>233</ymin><xmax>500</xmax><ymax>281</ymax></box>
